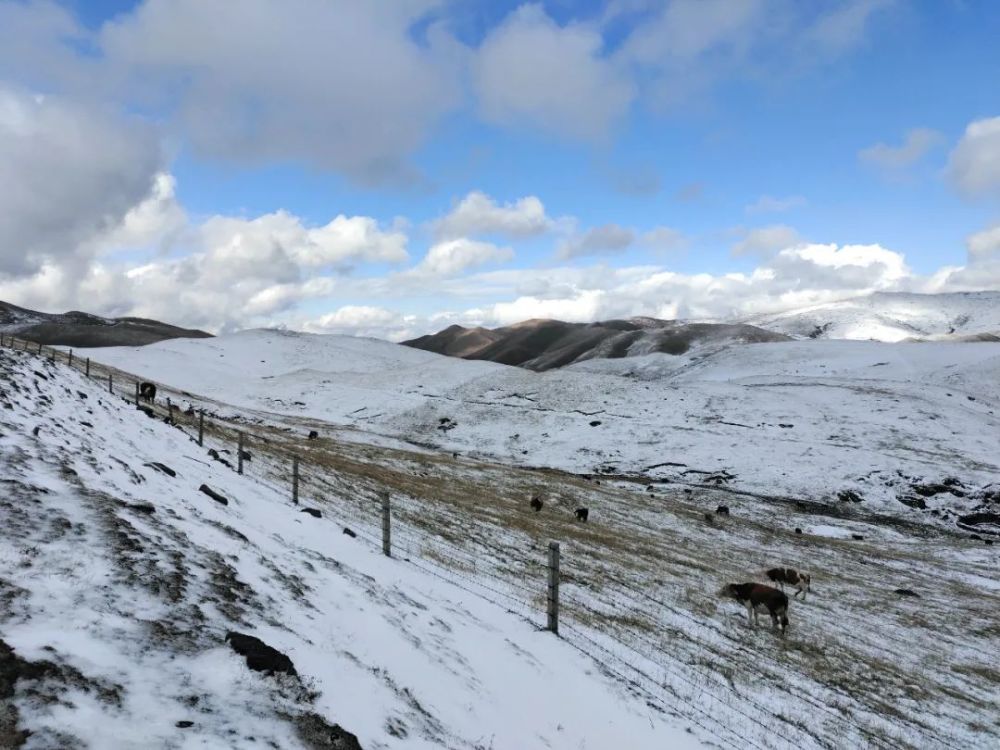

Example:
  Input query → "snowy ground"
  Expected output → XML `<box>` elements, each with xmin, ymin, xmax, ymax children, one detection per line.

<box><xmin>0</xmin><ymin>346</ymin><xmax>706</xmax><ymax>749</ymax></box>
<box><xmin>19</xmin><ymin>328</ymin><xmax>993</xmax><ymax>748</ymax></box>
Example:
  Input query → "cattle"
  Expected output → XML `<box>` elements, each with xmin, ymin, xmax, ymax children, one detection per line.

<box><xmin>715</xmin><ymin>505</ymin><xmax>730</xmax><ymax>516</ymax></box>
<box><xmin>574</xmin><ymin>507</ymin><xmax>589</xmax><ymax>522</ymax></box>
<box><xmin>764</xmin><ymin>567</ymin><xmax>811</xmax><ymax>600</ymax></box>
<box><xmin>308</xmin><ymin>430</ymin><xmax>319</xmax><ymax>440</ymax></box>
<box><xmin>139</xmin><ymin>382</ymin><xmax>157</xmax><ymax>404</ymax></box>
<box><xmin>721</xmin><ymin>582</ymin><xmax>789</xmax><ymax>633</ymax></box>
<box><xmin>530</xmin><ymin>496</ymin><xmax>543</xmax><ymax>512</ymax></box>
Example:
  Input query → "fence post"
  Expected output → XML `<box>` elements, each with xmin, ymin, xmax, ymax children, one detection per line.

<box><xmin>381</xmin><ymin>492</ymin><xmax>391</xmax><ymax>557</ymax></box>
<box><xmin>108</xmin><ymin>373</ymin><xmax>113</xmax><ymax>394</ymax></box>
<box><xmin>547</xmin><ymin>542</ymin><xmax>560</xmax><ymax>634</ymax></box>
<box><xmin>237</xmin><ymin>432</ymin><xmax>244</xmax><ymax>475</ymax></box>
<box><xmin>292</xmin><ymin>455</ymin><xmax>299</xmax><ymax>505</ymax></box>
<box><xmin>134</xmin><ymin>381</ymin><xmax>140</xmax><ymax>406</ymax></box>
<box><xmin>50</xmin><ymin>348</ymin><xmax>55</xmax><ymax>362</ymax></box>
<box><xmin>85</xmin><ymin>358</ymin><xmax>90</xmax><ymax>377</ymax></box>
<box><xmin>198</xmin><ymin>410</ymin><xmax>205</xmax><ymax>446</ymax></box>
<box><xmin>68</xmin><ymin>350</ymin><xmax>73</xmax><ymax>368</ymax></box>
<box><xmin>37</xmin><ymin>342</ymin><xmax>42</xmax><ymax>355</ymax></box>
<box><xmin>167</xmin><ymin>397</ymin><xmax>174</xmax><ymax>424</ymax></box>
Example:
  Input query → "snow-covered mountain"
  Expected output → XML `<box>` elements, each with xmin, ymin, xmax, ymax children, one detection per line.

<box><xmin>749</xmin><ymin>291</ymin><xmax>1000</xmax><ymax>342</ymax></box>
<box><xmin>6</xmin><ymin>330</ymin><xmax>1000</xmax><ymax>748</ymax></box>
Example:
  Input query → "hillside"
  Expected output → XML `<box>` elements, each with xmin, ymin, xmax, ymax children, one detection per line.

<box><xmin>0</xmin><ymin>300</ymin><xmax>212</xmax><ymax>348</ymax></box>
<box><xmin>36</xmin><ymin>330</ymin><xmax>1000</xmax><ymax>748</ymax></box>
<box><xmin>749</xmin><ymin>291</ymin><xmax>1000</xmax><ymax>342</ymax></box>
<box><xmin>0</xmin><ymin>343</ymin><xmax>699</xmax><ymax>749</ymax></box>
<box><xmin>403</xmin><ymin>318</ymin><xmax>789</xmax><ymax>370</ymax></box>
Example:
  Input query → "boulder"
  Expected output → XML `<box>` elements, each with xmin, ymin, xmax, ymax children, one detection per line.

<box><xmin>225</xmin><ymin>632</ymin><xmax>297</xmax><ymax>676</ymax></box>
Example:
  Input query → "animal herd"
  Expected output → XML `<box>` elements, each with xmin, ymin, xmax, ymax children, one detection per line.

<box><xmin>528</xmin><ymin>492</ymin><xmax>811</xmax><ymax>635</ymax></box>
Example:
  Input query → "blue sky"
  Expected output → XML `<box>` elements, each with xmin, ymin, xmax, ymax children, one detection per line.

<box><xmin>0</xmin><ymin>0</ymin><xmax>998</xmax><ymax>338</ymax></box>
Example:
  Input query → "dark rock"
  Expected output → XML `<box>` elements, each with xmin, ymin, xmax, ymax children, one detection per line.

<box><xmin>225</xmin><ymin>632</ymin><xmax>297</xmax><ymax>676</ymax></box>
<box><xmin>957</xmin><ymin>511</ymin><xmax>1000</xmax><ymax>529</ymax></box>
<box><xmin>589</xmin><ymin>420</ymin><xmax>602</xmax><ymax>427</ymax></box>
<box><xmin>294</xmin><ymin>711</ymin><xmax>363</xmax><ymax>750</ymax></box>
<box><xmin>128</xmin><ymin>503</ymin><xmax>156</xmax><ymax>515</ymax></box>
<box><xmin>898</xmin><ymin>496</ymin><xmax>927</xmax><ymax>510</ymax></box>
<box><xmin>851</xmin><ymin>534</ymin><xmax>865</xmax><ymax>540</ymax></box>
<box><xmin>308</xmin><ymin>430</ymin><xmax>319</xmax><ymax>440</ymax></box>
<box><xmin>176</xmin><ymin>721</ymin><xmax>194</xmax><ymax>729</ymax></box>
<box><xmin>778</xmin><ymin>423</ymin><xmax>794</xmax><ymax>428</ymax></box>
<box><xmin>342</xmin><ymin>527</ymin><xmax>357</xmax><ymax>538</ymax></box>
<box><xmin>144</xmin><ymin>462</ymin><xmax>177</xmax><ymax>478</ymax></box>
<box><xmin>794</xmin><ymin>528</ymin><xmax>803</xmax><ymax>534</ymax></box>
<box><xmin>31</xmin><ymin>426</ymin><xmax>40</xmax><ymax>437</ymax></box>
<box><xmin>912</xmin><ymin>483</ymin><xmax>964</xmax><ymax>498</ymax></box>
<box><xmin>574</xmin><ymin>507</ymin><xmax>589</xmax><ymax>522</ymax></box>
<box><xmin>894</xmin><ymin>589</ymin><xmax>920</xmax><ymax>597</ymax></box>
<box><xmin>300</xmin><ymin>508</ymin><xmax>321</xmax><ymax>519</ymax></box>
<box><xmin>199</xmin><ymin>485</ymin><xmax>229</xmax><ymax>506</ymax></box>
<box><xmin>967</xmin><ymin>395</ymin><xmax>976</xmax><ymax>401</ymax></box>
<box><xmin>715</xmin><ymin>505</ymin><xmax>730</xmax><ymax>516</ymax></box>
<box><xmin>970</xmin><ymin>534</ymin><xmax>982</xmax><ymax>540</ymax></box>
<box><xmin>837</xmin><ymin>490</ymin><xmax>863</xmax><ymax>503</ymax></box>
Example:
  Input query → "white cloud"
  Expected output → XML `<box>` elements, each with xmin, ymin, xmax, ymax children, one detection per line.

<box><xmin>0</xmin><ymin>84</ymin><xmax>162</xmax><ymax>278</ymax></box>
<box><xmin>966</xmin><ymin>225</ymin><xmax>1000</xmax><ymax>260</ymax></box>
<box><xmin>302</xmin><ymin>306</ymin><xmax>414</xmax><ymax>340</ymax></box>
<box><xmin>557</xmin><ymin>224</ymin><xmax>635</xmax><ymax>259</ymax></box>
<box><xmin>804</xmin><ymin>0</ymin><xmax>894</xmax><ymax>55</ymax></box>
<box><xmin>745</xmin><ymin>195</ymin><xmax>807</xmax><ymax>214</ymax></box>
<box><xmin>859</xmin><ymin>127</ymin><xmax>944</xmax><ymax>170</ymax></box>
<box><xmin>732</xmin><ymin>225</ymin><xmax>802</xmax><ymax>257</ymax></box>
<box><xmin>416</xmin><ymin>238</ymin><xmax>514</xmax><ymax>276</ymax></box>
<box><xmin>473</xmin><ymin>4</ymin><xmax>634</xmax><ymax>141</ymax></box>
<box><xmin>947</xmin><ymin>116</ymin><xmax>1000</xmax><ymax>197</ymax></box>
<box><xmin>432</xmin><ymin>191</ymin><xmax>552</xmax><ymax>240</ymax></box>
<box><xmin>639</xmin><ymin>227</ymin><xmax>687</xmax><ymax>252</ymax></box>
<box><xmin>97</xmin><ymin>0</ymin><xmax>461</xmax><ymax>184</ymax></box>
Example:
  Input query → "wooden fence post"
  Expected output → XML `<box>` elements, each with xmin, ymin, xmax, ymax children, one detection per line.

<box><xmin>134</xmin><ymin>381</ymin><xmax>140</xmax><ymax>406</ymax></box>
<box><xmin>167</xmin><ymin>397</ymin><xmax>174</xmax><ymax>424</ymax></box>
<box><xmin>108</xmin><ymin>373</ymin><xmax>113</xmax><ymax>394</ymax></box>
<box><xmin>381</xmin><ymin>492</ymin><xmax>391</xmax><ymax>557</ymax></box>
<box><xmin>547</xmin><ymin>542</ymin><xmax>560</xmax><ymax>634</ymax></box>
<box><xmin>198</xmin><ymin>410</ymin><xmax>205</xmax><ymax>446</ymax></box>
<box><xmin>86</xmin><ymin>358</ymin><xmax>90</xmax><ymax>377</ymax></box>
<box><xmin>37</xmin><ymin>341</ymin><xmax>42</xmax><ymax>355</ymax></box>
<box><xmin>292</xmin><ymin>456</ymin><xmax>299</xmax><ymax>505</ymax></box>
<box><xmin>237</xmin><ymin>432</ymin><xmax>244</xmax><ymax>475</ymax></box>
<box><xmin>68</xmin><ymin>350</ymin><xmax>73</xmax><ymax>368</ymax></box>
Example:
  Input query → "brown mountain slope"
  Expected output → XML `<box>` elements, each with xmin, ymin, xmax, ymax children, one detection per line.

<box><xmin>403</xmin><ymin>318</ymin><xmax>790</xmax><ymax>371</ymax></box>
<box><xmin>0</xmin><ymin>301</ymin><xmax>212</xmax><ymax>348</ymax></box>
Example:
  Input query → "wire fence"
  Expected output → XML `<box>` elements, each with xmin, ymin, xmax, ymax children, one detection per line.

<box><xmin>0</xmin><ymin>333</ymin><xmax>943</xmax><ymax>750</ymax></box>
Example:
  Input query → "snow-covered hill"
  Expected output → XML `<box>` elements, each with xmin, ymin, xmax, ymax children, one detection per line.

<box><xmin>0</xmin><ymin>345</ymin><xmax>699</xmax><ymax>749</ymax></box>
<box><xmin>748</xmin><ymin>291</ymin><xmax>1000</xmax><ymax>342</ymax></box>
<box><xmin>92</xmin><ymin>329</ymin><xmax>1000</xmax><ymax>526</ymax></box>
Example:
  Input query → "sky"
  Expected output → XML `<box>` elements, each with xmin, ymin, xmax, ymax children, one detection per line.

<box><xmin>0</xmin><ymin>0</ymin><xmax>998</xmax><ymax>340</ymax></box>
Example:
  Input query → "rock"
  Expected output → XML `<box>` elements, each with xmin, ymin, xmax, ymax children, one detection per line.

<box><xmin>225</xmin><ymin>632</ymin><xmax>297</xmax><ymax>676</ymax></box>
<box><xmin>308</xmin><ymin>430</ymin><xmax>319</xmax><ymax>440</ymax></box>
<box><xmin>794</xmin><ymin>528</ymin><xmax>803</xmax><ymax>534</ymax></box>
<box><xmin>894</xmin><ymin>589</ymin><xmax>920</xmax><ymax>597</ymax></box>
<box><xmin>851</xmin><ymin>534</ymin><xmax>865</xmax><ymax>541</ymax></box>
<box><xmin>294</xmin><ymin>712</ymin><xmax>363</xmax><ymax>750</ymax></box>
<box><xmin>715</xmin><ymin>505</ymin><xmax>730</xmax><ymax>516</ymax></box>
<box><xmin>144</xmin><ymin>462</ymin><xmax>177</xmax><ymax>478</ymax></box>
<box><xmin>176</xmin><ymin>721</ymin><xmax>194</xmax><ymax>729</ymax></box>
<box><xmin>898</xmin><ymin>496</ymin><xmax>927</xmax><ymax>510</ymax></box>
<box><xmin>957</xmin><ymin>511</ymin><xmax>1000</xmax><ymax>529</ymax></box>
<box><xmin>300</xmin><ymin>508</ymin><xmax>321</xmax><ymax>519</ymax></box>
<box><xmin>128</xmin><ymin>503</ymin><xmax>156</xmax><ymax>515</ymax></box>
<box><xmin>912</xmin><ymin>483</ymin><xmax>964</xmax><ymax>498</ymax></box>
<box><xmin>589</xmin><ymin>420</ymin><xmax>602</xmax><ymax>427</ymax></box>
<box><xmin>778</xmin><ymin>423</ymin><xmax>794</xmax><ymax>429</ymax></box>
<box><xmin>837</xmin><ymin>490</ymin><xmax>863</xmax><ymax>503</ymax></box>
<box><xmin>342</xmin><ymin>527</ymin><xmax>357</xmax><ymax>538</ymax></box>
<box><xmin>199</xmin><ymin>485</ymin><xmax>230</xmax><ymax>506</ymax></box>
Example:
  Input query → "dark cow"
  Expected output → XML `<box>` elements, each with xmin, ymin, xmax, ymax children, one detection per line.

<box><xmin>721</xmin><ymin>583</ymin><xmax>789</xmax><ymax>633</ymax></box>
<box><xmin>530</xmin><ymin>496</ymin><xmax>543</xmax><ymax>512</ymax></box>
<box><xmin>715</xmin><ymin>505</ymin><xmax>730</xmax><ymax>516</ymax></box>
<box><xmin>764</xmin><ymin>567</ymin><xmax>811</xmax><ymax>600</ymax></box>
<box><xmin>574</xmin><ymin>507</ymin><xmax>589</xmax><ymax>522</ymax></box>
<box><xmin>139</xmin><ymin>382</ymin><xmax>157</xmax><ymax>404</ymax></box>
<box><xmin>308</xmin><ymin>430</ymin><xmax>319</xmax><ymax>440</ymax></box>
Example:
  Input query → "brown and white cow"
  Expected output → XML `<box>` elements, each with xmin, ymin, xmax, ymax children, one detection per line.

<box><xmin>764</xmin><ymin>567</ymin><xmax>811</xmax><ymax>600</ymax></box>
<box><xmin>721</xmin><ymin>582</ymin><xmax>790</xmax><ymax>634</ymax></box>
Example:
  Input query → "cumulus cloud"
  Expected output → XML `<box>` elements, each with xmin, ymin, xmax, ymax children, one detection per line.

<box><xmin>301</xmin><ymin>305</ymin><xmax>415</xmax><ymax>340</ymax></box>
<box><xmin>415</xmin><ymin>238</ymin><xmax>514</xmax><ymax>276</ymax></box>
<box><xmin>96</xmin><ymin>0</ymin><xmax>460</xmax><ymax>184</ymax></box>
<box><xmin>947</xmin><ymin>116</ymin><xmax>1000</xmax><ymax>197</ymax></box>
<box><xmin>473</xmin><ymin>4</ymin><xmax>634</xmax><ymax>141</ymax></box>
<box><xmin>732</xmin><ymin>225</ymin><xmax>802</xmax><ymax>257</ymax></box>
<box><xmin>432</xmin><ymin>191</ymin><xmax>552</xmax><ymax>240</ymax></box>
<box><xmin>639</xmin><ymin>227</ymin><xmax>687</xmax><ymax>253</ymax></box>
<box><xmin>0</xmin><ymin>84</ymin><xmax>162</xmax><ymax>278</ymax></box>
<box><xmin>557</xmin><ymin>224</ymin><xmax>635</xmax><ymax>259</ymax></box>
<box><xmin>859</xmin><ymin>127</ymin><xmax>944</xmax><ymax>170</ymax></box>
<box><xmin>966</xmin><ymin>225</ymin><xmax>1000</xmax><ymax>260</ymax></box>
<box><xmin>745</xmin><ymin>195</ymin><xmax>807</xmax><ymax>214</ymax></box>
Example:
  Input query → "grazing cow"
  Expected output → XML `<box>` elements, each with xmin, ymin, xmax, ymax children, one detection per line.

<box><xmin>139</xmin><ymin>382</ymin><xmax>157</xmax><ymax>404</ymax></box>
<box><xmin>721</xmin><ymin>583</ymin><xmax>789</xmax><ymax>633</ymax></box>
<box><xmin>530</xmin><ymin>496</ymin><xmax>543</xmax><ymax>512</ymax></box>
<box><xmin>308</xmin><ymin>430</ymin><xmax>319</xmax><ymax>440</ymax></box>
<box><xmin>575</xmin><ymin>507</ymin><xmax>589</xmax><ymax>522</ymax></box>
<box><xmin>715</xmin><ymin>505</ymin><xmax>730</xmax><ymax>516</ymax></box>
<box><xmin>764</xmin><ymin>567</ymin><xmax>811</xmax><ymax>600</ymax></box>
